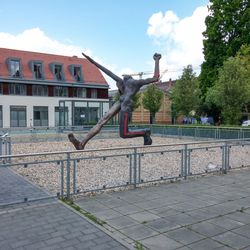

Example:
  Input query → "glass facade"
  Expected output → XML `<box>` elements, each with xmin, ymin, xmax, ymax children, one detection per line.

<box><xmin>33</xmin><ymin>106</ymin><xmax>48</xmax><ymax>126</ymax></box>
<box><xmin>59</xmin><ymin>100</ymin><xmax>109</xmax><ymax>126</ymax></box>
<box><xmin>10</xmin><ymin>106</ymin><xmax>26</xmax><ymax>127</ymax></box>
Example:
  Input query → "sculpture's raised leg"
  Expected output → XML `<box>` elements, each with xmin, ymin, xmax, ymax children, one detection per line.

<box><xmin>68</xmin><ymin>101</ymin><xmax>121</xmax><ymax>150</ymax></box>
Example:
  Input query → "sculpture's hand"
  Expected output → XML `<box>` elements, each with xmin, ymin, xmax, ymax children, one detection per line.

<box><xmin>153</xmin><ymin>53</ymin><xmax>161</xmax><ymax>61</ymax></box>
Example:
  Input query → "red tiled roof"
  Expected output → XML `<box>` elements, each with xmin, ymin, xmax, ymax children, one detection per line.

<box><xmin>0</xmin><ymin>48</ymin><xmax>108</xmax><ymax>86</ymax></box>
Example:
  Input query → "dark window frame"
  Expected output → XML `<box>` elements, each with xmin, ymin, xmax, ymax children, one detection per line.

<box><xmin>73</xmin><ymin>87</ymin><xmax>86</xmax><ymax>98</ymax></box>
<box><xmin>69</xmin><ymin>64</ymin><xmax>83</xmax><ymax>82</ymax></box>
<box><xmin>33</xmin><ymin>106</ymin><xmax>48</xmax><ymax>127</ymax></box>
<box><xmin>29</xmin><ymin>60</ymin><xmax>44</xmax><ymax>80</ymax></box>
<box><xmin>10</xmin><ymin>106</ymin><xmax>27</xmax><ymax>127</ymax></box>
<box><xmin>32</xmin><ymin>85</ymin><xmax>48</xmax><ymax>96</ymax></box>
<box><xmin>6</xmin><ymin>58</ymin><xmax>22</xmax><ymax>78</ymax></box>
<box><xmin>9</xmin><ymin>83</ymin><xmax>27</xmax><ymax>95</ymax></box>
<box><xmin>54</xmin><ymin>86</ymin><xmax>68</xmax><ymax>97</ymax></box>
<box><xmin>50</xmin><ymin>63</ymin><xmax>65</xmax><ymax>81</ymax></box>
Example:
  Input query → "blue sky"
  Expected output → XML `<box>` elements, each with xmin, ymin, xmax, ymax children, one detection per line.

<box><xmin>0</xmin><ymin>0</ymin><xmax>209</xmax><ymax>89</ymax></box>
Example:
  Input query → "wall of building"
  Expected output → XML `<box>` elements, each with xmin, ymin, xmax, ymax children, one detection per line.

<box><xmin>132</xmin><ymin>94</ymin><xmax>173</xmax><ymax>124</ymax></box>
<box><xmin>0</xmin><ymin>95</ymin><xmax>109</xmax><ymax>128</ymax></box>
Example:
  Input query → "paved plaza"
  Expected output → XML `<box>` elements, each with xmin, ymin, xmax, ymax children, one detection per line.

<box><xmin>0</xmin><ymin>166</ymin><xmax>250</xmax><ymax>249</ymax></box>
<box><xmin>75</xmin><ymin>168</ymin><xmax>250</xmax><ymax>250</ymax></box>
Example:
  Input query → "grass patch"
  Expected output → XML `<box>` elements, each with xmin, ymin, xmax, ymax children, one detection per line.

<box><xmin>238</xmin><ymin>207</ymin><xmax>245</xmax><ymax>213</ymax></box>
<box><xmin>61</xmin><ymin>197</ymin><xmax>106</xmax><ymax>226</ymax></box>
<box><xmin>135</xmin><ymin>241</ymin><xmax>144</xmax><ymax>250</ymax></box>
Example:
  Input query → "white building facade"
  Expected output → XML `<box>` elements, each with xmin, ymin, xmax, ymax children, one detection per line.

<box><xmin>0</xmin><ymin>48</ymin><xmax>110</xmax><ymax>129</ymax></box>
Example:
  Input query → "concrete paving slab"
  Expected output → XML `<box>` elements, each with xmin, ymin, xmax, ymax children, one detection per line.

<box><xmin>140</xmin><ymin>234</ymin><xmax>183</xmax><ymax>250</ymax></box>
<box><xmin>119</xmin><ymin>224</ymin><xmax>159</xmax><ymax>241</ymax></box>
<box><xmin>212</xmin><ymin>231</ymin><xmax>250</xmax><ymax>249</ymax></box>
<box><xmin>165</xmin><ymin>227</ymin><xmax>205</xmax><ymax>245</ymax></box>
<box><xmin>146</xmin><ymin>218</ymin><xmax>181</xmax><ymax>233</ymax></box>
<box><xmin>75</xmin><ymin>168</ymin><xmax>250</xmax><ymax>249</ymax></box>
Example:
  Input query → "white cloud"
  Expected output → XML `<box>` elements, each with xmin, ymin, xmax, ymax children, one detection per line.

<box><xmin>0</xmin><ymin>27</ymin><xmax>123</xmax><ymax>88</ymax></box>
<box><xmin>0</xmin><ymin>27</ymin><xmax>90</xmax><ymax>56</ymax></box>
<box><xmin>147</xmin><ymin>6</ymin><xmax>208</xmax><ymax>80</ymax></box>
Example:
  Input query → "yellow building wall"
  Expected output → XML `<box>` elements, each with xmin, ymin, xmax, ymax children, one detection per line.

<box><xmin>132</xmin><ymin>94</ymin><xmax>173</xmax><ymax>124</ymax></box>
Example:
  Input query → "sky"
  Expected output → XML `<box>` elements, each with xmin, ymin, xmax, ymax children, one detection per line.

<box><xmin>0</xmin><ymin>0</ymin><xmax>209</xmax><ymax>89</ymax></box>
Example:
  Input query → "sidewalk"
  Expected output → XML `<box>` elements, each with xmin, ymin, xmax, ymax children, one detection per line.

<box><xmin>75</xmin><ymin>168</ymin><xmax>250</xmax><ymax>250</ymax></box>
<box><xmin>0</xmin><ymin>167</ymin><xmax>131</xmax><ymax>250</ymax></box>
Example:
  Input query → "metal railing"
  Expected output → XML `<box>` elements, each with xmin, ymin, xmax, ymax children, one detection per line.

<box><xmin>1</xmin><ymin>125</ymin><xmax>250</xmax><ymax>143</ymax></box>
<box><xmin>0</xmin><ymin>133</ymin><xmax>11</xmax><ymax>163</ymax></box>
<box><xmin>1</xmin><ymin>138</ymin><xmax>249</xmax><ymax>205</ymax></box>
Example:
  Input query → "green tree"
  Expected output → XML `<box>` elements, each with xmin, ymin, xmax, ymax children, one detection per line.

<box><xmin>199</xmin><ymin>0</ymin><xmax>250</xmax><ymax>98</ymax></box>
<box><xmin>170</xmin><ymin>65</ymin><xmax>201</xmax><ymax>119</ymax></box>
<box><xmin>142</xmin><ymin>84</ymin><xmax>164</xmax><ymax>124</ymax></box>
<box><xmin>205</xmin><ymin>45</ymin><xmax>250</xmax><ymax>125</ymax></box>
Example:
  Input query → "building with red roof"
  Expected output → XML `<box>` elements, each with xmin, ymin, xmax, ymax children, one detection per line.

<box><xmin>0</xmin><ymin>48</ymin><xmax>110</xmax><ymax>128</ymax></box>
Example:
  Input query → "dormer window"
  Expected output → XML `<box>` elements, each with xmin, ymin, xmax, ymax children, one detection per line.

<box><xmin>50</xmin><ymin>63</ymin><xmax>64</xmax><ymax>81</ymax></box>
<box><xmin>55</xmin><ymin>64</ymin><xmax>63</xmax><ymax>81</ymax></box>
<box><xmin>29</xmin><ymin>61</ymin><xmax>44</xmax><ymax>80</ymax></box>
<box><xmin>69</xmin><ymin>65</ymin><xmax>83</xmax><ymax>82</ymax></box>
<box><xmin>7</xmin><ymin>58</ymin><xmax>22</xmax><ymax>78</ymax></box>
<box><xmin>74</xmin><ymin>66</ymin><xmax>81</xmax><ymax>82</ymax></box>
<box><xmin>33</xmin><ymin>62</ymin><xmax>43</xmax><ymax>79</ymax></box>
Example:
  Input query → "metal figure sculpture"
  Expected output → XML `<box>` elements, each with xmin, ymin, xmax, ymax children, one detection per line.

<box><xmin>68</xmin><ymin>53</ymin><xmax>161</xmax><ymax>150</ymax></box>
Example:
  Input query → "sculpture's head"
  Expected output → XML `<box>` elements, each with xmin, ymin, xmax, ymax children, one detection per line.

<box><xmin>123</xmin><ymin>75</ymin><xmax>132</xmax><ymax>81</ymax></box>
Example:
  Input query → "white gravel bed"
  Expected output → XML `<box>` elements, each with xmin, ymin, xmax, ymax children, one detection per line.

<box><xmin>11</xmin><ymin>136</ymin><xmax>250</xmax><ymax>195</ymax></box>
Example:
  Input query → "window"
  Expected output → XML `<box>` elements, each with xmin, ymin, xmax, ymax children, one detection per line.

<box><xmin>55</xmin><ymin>65</ymin><xmax>63</xmax><ymax>81</ymax></box>
<box><xmin>69</xmin><ymin>64</ymin><xmax>83</xmax><ymax>82</ymax></box>
<box><xmin>55</xmin><ymin>106</ymin><xmax>69</xmax><ymax>126</ymax></box>
<box><xmin>54</xmin><ymin>86</ymin><xmax>68</xmax><ymax>97</ymax></box>
<box><xmin>32</xmin><ymin>85</ymin><xmax>48</xmax><ymax>96</ymax></box>
<box><xmin>0</xmin><ymin>106</ymin><xmax>2</xmax><ymax>128</ymax></box>
<box><xmin>10</xmin><ymin>106</ymin><xmax>26</xmax><ymax>127</ymax></box>
<box><xmin>33</xmin><ymin>106</ymin><xmax>48</xmax><ymax>126</ymax></box>
<box><xmin>8</xmin><ymin>59</ymin><xmax>21</xmax><ymax>78</ymax></box>
<box><xmin>91</xmin><ymin>89</ymin><xmax>97</xmax><ymax>98</ymax></box>
<box><xmin>9</xmin><ymin>83</ymin><xmax>27</xmax><ymax>95</ymax></box>
<box><xmin>0</xmin><ymin>84</ymin><xmax>2</xmax><ymax>94</ymax></box>
<box><xmin>33</xmin><ymin>63</ymin><xmax>43</xmax><ymax>79</ymax></box>
<box><xmin>73</xmin><ymin>88</ymin><xmax>86</xmax><ymax>98</ymax></box>
<box><xmin>73</xmin><ymin>66</ymin><xmax>81</xmax><ymax>82</ymax></box>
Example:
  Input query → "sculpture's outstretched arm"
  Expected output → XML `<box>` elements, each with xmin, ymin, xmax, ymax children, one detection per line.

<box><xmin>82</xmin><ymin>52</ymin><xmax>123</xmax><ymax>83</ymax></box>
<box><xmin>136</xmin><ymin>53</ymin><xmax>161</xmax><ymax>87</ymax></box>
<box><xmin>68</xmin><ymin>101</ymin><xmax>121</xmax><ymax>150</ymax></box>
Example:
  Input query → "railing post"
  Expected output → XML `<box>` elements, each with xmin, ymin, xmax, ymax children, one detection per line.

<box><xmin>66</xmin><ymin>153</ymin><xmax>71</xmax><ymax>199</ymax></box>
<box><xmin>73</xmin><ymin>159</ymin><xmax>77</xmax><ymax>194</ymax></box>
<box><xmin>133</xmin><ymin>148</ymin><xmax>137</xmax><ymax>188</ymax></box>
<box><xmin>60</xmin><ymin>161</ymin><xmax>64</xmax><ymax>197</ymax></box>
<box><xmin>183</xmin><ymin>144</ymin><xmax>188</xmax><ymax>179</ymax></box>
<box><xmin>222</xmin><ymin>142</ymin><xmax>229</xmax><ymax>174</ymax></box>
<box><xmin>129</xmin><ymin>154</ymin><xmax>132</xmax><ymax>184</ymax></box>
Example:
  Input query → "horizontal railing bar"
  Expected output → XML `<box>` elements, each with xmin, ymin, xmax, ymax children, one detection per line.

<box><xmin>1</xmin><ymin>138</ymin><xmax>250</xmax><ymax>160</ymax></box>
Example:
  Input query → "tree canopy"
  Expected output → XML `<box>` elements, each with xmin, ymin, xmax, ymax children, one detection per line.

<box><xmin>199</xmin><ymin>0</ymin><xmax>250</xmax><ymax>97</ymax></box>
<box><xmin>142</xmin><ymin>84</ymin><xmax>164</xmax><ymax>124</ymax></box>
<box><xmin>170</xmin><ymin>65</ymin><xmax>201</xmax><ymax>118</ymax></box>
<box><xmin>205</xmin><ymin>45</ymin><xmax>250</xmax><ymax>124</ymax></box>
